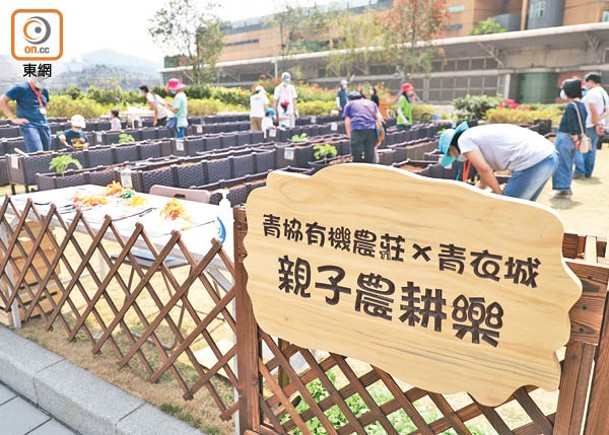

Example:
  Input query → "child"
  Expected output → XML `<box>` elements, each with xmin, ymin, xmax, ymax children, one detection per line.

<box><xmin>262</xmin><ymin>108</ymin><xmax>277</xmax><ymax>139</ymax></box>
<box><xmin>58</xmin><ymin>115</ymin><xmax>89</xmax><ymax>150</ymax></box>
<box><xmin>110</xmin><ymin>109</ymin><xmax>122</xmax><ymax>131</ymax></box>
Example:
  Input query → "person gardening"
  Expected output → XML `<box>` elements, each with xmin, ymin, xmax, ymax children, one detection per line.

<box><xmin>58</xmin><ymin>115</ymin><xmax>89</xmax><ymax>150</ymax></box>
<box><xmin>336</xmin><ymin>79</ymin><xmax>348</xmax><ymax>115</ymax></box>
<box><xmin>250</xmin><ymin>85</ymin><xmax>269</xmax><ymax>132</ymax></box>
<box><xmin>344</xmin><ymin>91</ymin><xmax>384</xmax><ymax>163</ymax></box>
<box><xmin>273</xmin><ymin>72</ymin><xmax>298</xmax><ymax>128</ymax></box>
<box><xmin>139</xmin><ymin>85</ymin><xmax>173</xmax><ymax>127</ymax></box>
<box><xmin>396</xmin><ymin>83</ymin><xmax>415</xmax><ymax>130</ymax></box>
<box><xmin>0</xmin><ymin>77</ymin><xmax>51</xmax><ymax>152</ymax></box>
<box><xmin>161</xmin><ymin>78</ymin><xmax>188</xmax><ymax>138</ymax></box>
<box><xmin>438</xmin><ymin>122</ymin><xmax>558</xmax><ymax>202</ymax></box>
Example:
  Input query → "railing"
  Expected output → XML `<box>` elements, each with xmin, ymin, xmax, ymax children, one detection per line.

<box><xmin>0</xmin><ymin>195</ymin><xmax>239</xmax><ymax>416</ymax></box>
<box><xmin>2</xmin><ymin>198</ymin><xmax>609</xmax><ymax>434</ymax></box>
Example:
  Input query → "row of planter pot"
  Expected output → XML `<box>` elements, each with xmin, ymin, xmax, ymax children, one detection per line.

<box><xmin>8</xmin><ymin>140</ymin><xmax>177</xmax><ymax>190</ymax></box>
<box><xmin>189</xmin><ymin>166</ymin><xmax>313</xmax><ymax>206</ymax></box>
<box><xmin>32</xmin><ymin>133</ymin><xmax>443</xmax><ymax>194</ymax></box>
<box><xmin>34</xmin><ymin>143</ymin><xmax>279</xmax><ymax>193</ymax></box>
<box><xmin>32</xmin><ymin>133</ymin><xmax>349</xmax><ymax>193</ymax></box>
<box><xmin>0</xmin><ymin>114</ymin><xmax>250</xmax><ymax>140</ymax></box>
<box><xmin>26</xmin><ymin>121</ymin><xmax>434</xmax><ymax>192</ymax></box>
<box><xmin>25</xmin><ymin>121</ymin><xmax>435</xmax><ymax>192</ymax></box>
<box><xmin>2</xmin><ymin>116</ymin><xmax>387</xmax><ymax>191</ymax></box>
<box><xmin>36</xmin><ymin>165</ymin><xmax>119</xmax><ymax>191</ymax></box>
<box><xmin>10</xmin><ymin>121</ymin><xmax>345</xmax><ymax>190</ymax></box>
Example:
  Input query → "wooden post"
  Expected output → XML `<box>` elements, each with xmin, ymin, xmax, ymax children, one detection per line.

<box><xmin>520</xmin><ymin>0</ymin><xmax>529</xmax><ymax>30</ymax></box>
<box><xmin>234</xmin><ymin>206</ymin><xmax>261</xmax><ymax>433</ymax></box>
<box><xmin>584</xmin><ymin>288</ymin><xmax>609</xmax><ymax>434</ymax></box>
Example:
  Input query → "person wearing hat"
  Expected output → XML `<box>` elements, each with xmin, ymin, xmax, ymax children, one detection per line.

<box><xmin>438</xmin><ymin>121</ymin><xmax>558</xmax><ymax>202</ymax></box>
<box><xmin>574</xmin><ymin>72</ymin><xmax>609</xmax><ymax>178</ymax></box>
<box><xmin>396</xmin><ymin>83</ymin><xmax>415</xmax><ymax>130</ymax></box>
<box><xmin>262</xmin><ymin>108</ymin><xmax>277</xmax><ymax>139</ymax></box>
<box><xmin>336</xmin><ymin>79</ymin><xmax>348</xmax><ymax>116</ymax></box>
<box><xmin>551</xmin><ymin>78</ymin><xmax>588</xmax><ymax>198</ymax></box>
<box><xmin>162</xmin><ymin>77</ymin><xmax>188</xmax><ymax>138</ymax></box>
<box><xmin>58</xmin><ymin>115</ymin><xmax>89</xmax><ymax>150</ymax></box>
<box><xmin>344</xmin><ymin>91</ymin><xmax>384</xmax><ymax>163</ymax></box>
<box><xmin>273</xmin><ymin>72</ymin><xmax>298</xmax><ymax>128</ymax></box>
<box><xmin>0</xmin><ymin>77</ymin><xmax>51</xmax><ymax>152</ymax></box>
<box><xmin>250</xmin><ymin>85</ymin><xmax>269</xmax><ymax>132</ymax></box>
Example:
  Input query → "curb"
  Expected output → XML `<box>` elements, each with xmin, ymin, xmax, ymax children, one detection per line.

<box><xmin>0</xmin><ymin>326</ymin><xmax>203</xmax><ymax>435</ymax></box>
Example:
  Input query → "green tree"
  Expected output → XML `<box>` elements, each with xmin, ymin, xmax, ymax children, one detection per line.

<box><xmin>269</xmin><ymin>2</ymin><xmax>338</xmax><ymax>69</ymax></box>
<box><xmin>64</xmin><ymin>84</ymin><xmax>84</xmax><ymax>100</ymax></box>
<box><xmin>148</xmin><ymin>0</ymin><xmax>224</xmax><ymax>85</ymax></box>
<box><xmin>270</xmin><ymin>1</ymin><xmax>305</xmax><ymax>68</ymax></box>
<box><xmin>469</xmin><ymin>18</ymin><xmax>507</xmax><ymax>36</ymax></box>
<box><xmin>326</xmin><ymin>12</ymin><xmax>380</xmax><ymax>81</ymax></box>
<box><xmin>378</xmin><ymin>0</ymin><xmax>448</xmax><ymax>81</ymax></box>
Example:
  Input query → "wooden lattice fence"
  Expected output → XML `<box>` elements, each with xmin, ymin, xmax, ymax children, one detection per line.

<box><xmin>1</xmin><ymin>197</ymin><xmax>609</xmax><ymax>434</ymax></box>
<box><xmin>233</xmin><ymin>208</ymin><xmax>609</xmax><ymax>435</ymax></box>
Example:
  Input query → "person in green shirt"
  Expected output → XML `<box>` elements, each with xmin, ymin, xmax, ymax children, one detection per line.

<box><xmin>396</xmin><ymin>82</ymin><xmax>415</xmax><ymax>130</ymax></box>
<box><xmin>162</xmin><ymin>78</ymin><xmax>188</xmax><ymax>138</ymax></box>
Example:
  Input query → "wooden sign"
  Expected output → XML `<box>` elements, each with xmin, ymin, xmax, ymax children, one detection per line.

<box><xmin>244</xmin><ymin>164</ymin><xmax>581</xmax><ymax>406</ymax></box>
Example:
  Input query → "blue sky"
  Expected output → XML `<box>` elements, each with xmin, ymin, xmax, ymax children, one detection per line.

<box><xmin>0</xmin><ymin>0</ymin><xmax>330</xmax><ymax>64</ymax></box>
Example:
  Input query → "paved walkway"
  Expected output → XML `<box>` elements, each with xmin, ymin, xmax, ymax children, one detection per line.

<box><xmin>0</xmin><ymin>381</ymin><xmax>76</xmax><ymax>435</ymax></box>
<box><xmin>0</xmin><ymin>326</ymin><xmax>203</xmax><ymax>435</ymax></box>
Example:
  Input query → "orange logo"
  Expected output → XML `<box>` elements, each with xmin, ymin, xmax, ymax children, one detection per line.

<box><xmin>11</xmin><ymin>9</ymin><xmax>63</xmax><ymax>61</ymax></box>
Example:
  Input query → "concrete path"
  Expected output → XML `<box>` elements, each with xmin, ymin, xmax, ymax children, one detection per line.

<box><xmin>0</xmin><ymin>381</ymin><xmax>76</xmax><ymax>434</ymax></box>
<box><xmin>0</xmin><ymin>326</ymin><xmax>203</xmax><ymax>435</ymax></box>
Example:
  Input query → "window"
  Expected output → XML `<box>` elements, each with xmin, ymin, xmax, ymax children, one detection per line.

<box><xmin>529</xmin><ymin>0</ymin><xmax>545</xmax><ymax>18</ymax></box>
<box><xmin>602</xmin><ymin>10</ymin><xmax>609</xmax><ymax>22</ymax></box>
<box><xmin>447</xmin><ymin>5</ymin><xmax>465</xmax><ymax>13</ymax></box>
<box><xmin>444</xmin><ymin>23</ymin><xmax>464</xmax><ymax>31</ymax></box>
<box><xmin>224</xmin><ymin>39</ymin><xmax>259</xmax><ymax>47</ymax></box>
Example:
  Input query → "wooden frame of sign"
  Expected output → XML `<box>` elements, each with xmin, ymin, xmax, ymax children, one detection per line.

<box><xmin>244</xmin><ymin>164</ymin><xmax>581</xmax><ymax>406</ymax></box>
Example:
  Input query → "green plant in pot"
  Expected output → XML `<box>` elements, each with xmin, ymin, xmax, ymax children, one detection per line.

<box><xmin>290</xmin><ymin>133</ymin><xmax>308</xmax><ymax>143</ymax></box>
<box><xmin>49</xmin><ymin>154</ymin><xmax>83</xmax><ymax>176</ymax></box>
<box><xmin>313</xmin><ymin>143</ymin><xmax>338</xmax><ymax>162</ymax></box>
<box><xmin>118</xmin><ymin>133</ymin><xmax>135</xmax><ymax>144</ymax></box>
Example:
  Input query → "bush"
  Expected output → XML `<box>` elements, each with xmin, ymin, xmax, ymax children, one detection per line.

<box><xmin>85</xmin><ymin>86</ymin><xmax>144</xmax><ymax>106</ymax></box>
<box><xmin>154</xmin><ymin>84</ymin><xmax>213</xmax><ymax>100</ymax></box>
<box><xmin>210</xmin><ymin>87</ymin><xmax>250</xmax><ymax>106</ymax></box>
<box><xmin>155</xmin><ymin>85</ymin><xmax>249</xmax><ymax>107</ymax></box>
<box><xmin>48</xmin><ymin>95</ymin><xmax>109</xmax><ymax>119</ymax></box>
<box><xmin>187</xmin><ymin>98</ymin><xmax>248</xmax><ymax>116</ymax></box>
<box><xmin>298</xmin><ymin>101</ymin><xmax>336</xmax><ymax>116</ymax></box>
<box><xmin>187</xmin><ymin>99</ymin><xmax>223</xmax><ymax>116</ymax></box>
<box><xmin>413</xmin><ymin>103</ymin><xmax>439</xmax><ymax>122</ymax></box>
<box><xmin>185</xmin><ymin>84</ymin><xmax>213</xmax><ymax>100</ymax></box>
<box><xmin>293</xmin><ymin>83</ymin><xmax>336</xmax><ymax>102</ymax></box>
<box><xmin>453</xmin><ymin>94</ymin><xmax>503</xmax><ymax>121</ymax></box>
<box><xmin>64</xmin><ymin>85</ymin><xmax>84</xmax><ymax>100</ymax></box>
<box><xmin>152</xmin><ymin>85</ymin><xmax>168</xmax><ymax>99</ymax></box>
<box><xmin>485</xmin><ymin>106</ymin><xmax>563</xmax><ymax>126</ymax></box>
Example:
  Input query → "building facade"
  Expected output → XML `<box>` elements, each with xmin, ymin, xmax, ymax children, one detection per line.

<box><xmin>160</xmin><ymin>0</ymin><xmax>609</xmax><ymax>104</ymax></box>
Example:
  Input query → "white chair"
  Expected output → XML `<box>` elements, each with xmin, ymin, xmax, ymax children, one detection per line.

<box><xmin>149</xmin><ymin>185</ymin><xmax>211</xmax><ymax>203</ymax></box>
